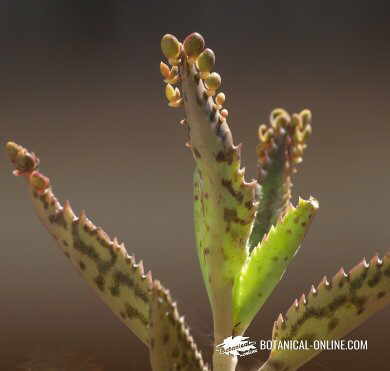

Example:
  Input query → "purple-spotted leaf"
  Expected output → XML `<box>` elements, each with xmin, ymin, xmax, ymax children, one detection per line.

<box><xmin>149</xmin><ymin>280</ymin><xmax>209</xmax><ymax>371</ymax></box>
<box><xmin>233</xmin><ymin>197</ymin><xmax>318</xmax><ymax>335</ymax></box>
<box><xmin>160</xmin><ymin>32</ymin><xmax>257</xmax><ymax>340</ymax></box>
<box><xmin>249</xmin><ymin>109</ymin><xmax>312</xmax><ymax>250</ymax></box>
<box><xmin>259</xmin><ymin>253</ymin><xmax>390</xmax><ymax>371</ymax></box>
<box><xmin>6</xmin><ymin>142</ymin><xmax>152</xmax><ymax>345</ymax></box>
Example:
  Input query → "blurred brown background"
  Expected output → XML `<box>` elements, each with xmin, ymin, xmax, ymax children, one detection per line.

<box><xmin>1</xmin><ymin>1</ymin><xmax>390</xmax><ymax>370</ymax></box>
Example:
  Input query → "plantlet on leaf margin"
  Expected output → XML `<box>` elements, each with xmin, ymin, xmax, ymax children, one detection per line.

<box><xmin>5</xmin><ymin>31</ymin><xmax>390</xmax><ymax>371</ymax></box>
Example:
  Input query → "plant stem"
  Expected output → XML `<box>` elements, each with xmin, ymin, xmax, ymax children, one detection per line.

<box><xmin>212</xmin><ymin>350</ymin><xmax>237</xmax><ymax>371</ymax></box>
<box><xmin>212</xmin><ymin>298</ymin><xmax>238</xmax><ymax>371</ymax></box>
<box><xmin>258</xmin><ymin>362</ymin><xmax>275</xmax><ymax>371</ymax></box>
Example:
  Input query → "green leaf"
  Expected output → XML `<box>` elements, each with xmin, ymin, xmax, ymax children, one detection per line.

<box><xmin>149</xmin><ymin>280</ymin><xmax>209</xmax><ymax>371</ymax></box>
<box><xmin>6</xmin><ymin>142</ymin><xmax>152</xmax><ymax>345</ymax></box>
<box><xmin>233</xmin><ymin>197</ymin><xmax>319</xmax><ymax>334</ymax></box>
<box><xmin>249</xmin><ymin>109</ymin><xmax>312</xmax><ymax>250</ymax></box>
<box><xmin>260</xmin><ymin>253</ymin><xmax>390</xmax><ymax>371</ymax></box>
<box><xmin>182</xmin><ymin>55</ymin><xmax>257</xmax><ymax>285</ymax></box>
<box><xmin>161</xmin><ymin>33</ymin><xmax>257</xmax><ymax>337</ymax></box>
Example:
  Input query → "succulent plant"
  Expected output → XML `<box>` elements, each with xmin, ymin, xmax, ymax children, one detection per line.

<box><xmin>6</xmin><ymin>32</ymin><xmax>390</xmax><ymax>371</ymax></box>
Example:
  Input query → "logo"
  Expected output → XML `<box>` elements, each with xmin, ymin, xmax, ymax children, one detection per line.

<box><xmin>216</xmin><ymin>336</ymin><xmax>257</xmax><ymax>357</ymax></box>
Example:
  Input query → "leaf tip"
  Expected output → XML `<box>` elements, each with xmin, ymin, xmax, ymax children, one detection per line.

<box><xmin>6</xmin><ymin>141</ymin><xmax>40</xmax><ymax>175</ymax></box>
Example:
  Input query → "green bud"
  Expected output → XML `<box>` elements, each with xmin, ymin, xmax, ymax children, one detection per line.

<box><xmin>30</xmin><ymin>171</ymin><xmax>50</xmax><ymax>191</ymax></box>
<box><xmin>161</xmin><ymin>34</ymin><xmax>181</xmax><ymax>61</ymax></box>
<box><xmin>15</xmin><ymin>150</ymin><xmax>37</xmax><ymax>173</ymax></box>
<box><xmin>5</xmin><ymin>141</ymin><xmax>21</xmax><ymax>162</ymax></box>
<box><xmin>197</xmin><ymin>48</ymin><xmax>215</xmax><ymax>73</ymax></box>
<box><xmin>205</xmin><ymin>72</ymin><xmax>221</xmax><ymax>90</ymax></box>
<box><xmin>215</xmin><ymin>92</ymin><xmax>225</xmax><ymax>107</ymax></box>
<box><xmin>183</xmin><ymin>32</ymin><xmax>205</xmax><ymax>60</ymax></box>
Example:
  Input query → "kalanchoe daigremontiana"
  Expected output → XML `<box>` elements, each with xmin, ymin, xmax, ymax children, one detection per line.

<box><xmin>5</xmin><ymin>31</ymin><xmax>390</xmax><ymax>371</ymax></box>
<box><xmin>160</xmin><ymin>32</ymin><xmax>319</xmax><ymax>370</ymax></box>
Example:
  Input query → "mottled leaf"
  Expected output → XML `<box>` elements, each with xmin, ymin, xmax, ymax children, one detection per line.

<box><xmin>249</xmin><ymin>109</ymin><xmax>312</xmax><ymax>250</ymax></box>
<box><xmin>233</xmin><ymin>197</ymin><xmax>319</xmax><ymax>335</ymax></box>
<box><xmin>6</xmin><ymin>142</ymin><xmax>152</xmax><ymax>345</ymax></box>
<box><xmin>160</xmin><ymin>33</ymin><xmax>257</xmax><ymax>339</ymax></box>
<box><xmin>149</xmin><ymin>280</ymin><xmax>209</xmax><ymax>371</ymax></box>
<box><xmin>260</xmin><ymin>253</ymin><xmax>390</xmax><ymax>371</ymax></box>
